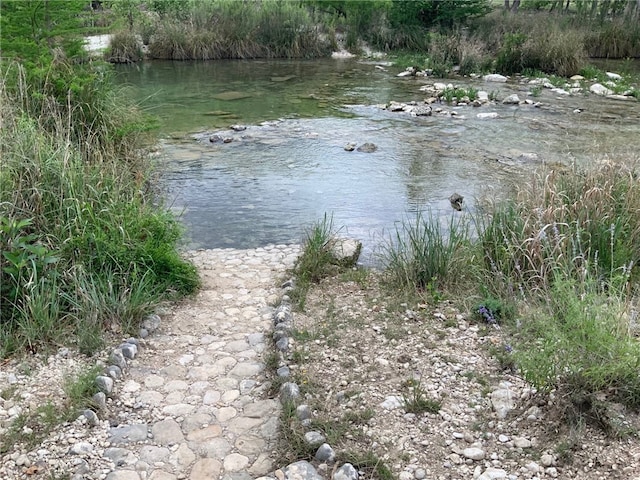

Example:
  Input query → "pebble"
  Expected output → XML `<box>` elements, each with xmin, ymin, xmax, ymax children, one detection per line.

<box><xmin>463</xmin><ymin>447</ymin><xmax>485</xmax><ymax>460</ymax></box>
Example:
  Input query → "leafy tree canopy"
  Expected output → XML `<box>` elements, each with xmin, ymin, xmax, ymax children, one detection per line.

<box><xmin>0</xmin><ymin>0</ymin><xmax>87</xmax><ymax>65</ymax></box>
<box><xmin>388</xmin><ymin>0</ymin><xmax>491</xmax><ymax>29</ymax></box>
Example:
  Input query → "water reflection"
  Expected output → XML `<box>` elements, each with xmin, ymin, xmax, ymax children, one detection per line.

<box><xmin>116</xmin><ymin>59</ymin><xmax>640</xmax><ymax>258</ymax></box>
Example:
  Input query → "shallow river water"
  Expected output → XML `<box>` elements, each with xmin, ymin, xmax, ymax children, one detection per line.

<box><xmin>115</xmin><ymin>59</ymin><xmax>639</xmax><ymax>259</ymax></box>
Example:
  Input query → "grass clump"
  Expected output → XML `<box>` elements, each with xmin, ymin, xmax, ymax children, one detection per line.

<box><xmin>290</xmin><ymin>214</ymin><xmax>358</xmax><ymax>310</ymax></box>
<box><xmin>380</xmin><ymin>210</ymin><xmax>470</xmax><ymax>293</ymax></box>
<box><xmin>514</xmin><ymin>279</ymin><xmax>640</xmax><ymax>408</ymax></box>
<box><xmin>403</xmin><ymin>378</ymin><xmax>442</xmax><ymax>414</ymax></box>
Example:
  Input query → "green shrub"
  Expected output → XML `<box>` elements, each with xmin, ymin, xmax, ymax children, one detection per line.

<box><xmin>495</xmin><ymin>33</ymin><xmax>526</xmax><ymax>75</ymax></box>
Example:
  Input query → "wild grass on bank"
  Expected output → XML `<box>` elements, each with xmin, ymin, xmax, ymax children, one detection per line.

<box><xmin>0</xmin><ymin>65</ymin><xmax>199</xmax><ymax>358</ymax></box>
<box><xmin>380</xmin><ymin>210</ymin><xmax>470</xmax><ymax>293</ymax></box>
<box><xmin>377</xmin><ymin>157</ymin><xmax>640</xmax><ymax>433</ymax></box>
<box><xmin>290</xmin><ymin>214</ymin><xmax>340</xmax><ymax>310</ymax></box>
<box><xmin>146</xmin><ymin>0</ymin><xmax>330</xmax><ymax>60</ymax></box>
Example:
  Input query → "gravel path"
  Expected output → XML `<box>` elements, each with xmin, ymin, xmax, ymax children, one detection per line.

<box><xmin>0</xmin><ymin>245</ymin><xmax>300</xmax><ymax>480</ymax></box>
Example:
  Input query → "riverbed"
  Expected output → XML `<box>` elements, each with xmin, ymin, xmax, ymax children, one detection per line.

<box><xmin>115</xmin><ymin>59</ymin><xmax>639</xmax><ymax>259</ymax></box>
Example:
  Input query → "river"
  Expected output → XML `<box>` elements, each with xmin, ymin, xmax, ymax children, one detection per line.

<box><xmin>115</xmin><ymin>59</ymin><xmax>639</xmax><ymax>260</ymax></box>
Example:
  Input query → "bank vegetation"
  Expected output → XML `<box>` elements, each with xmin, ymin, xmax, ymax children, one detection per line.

<box><xmin>0</xmin><ymin>1</ymin><xmax>199</xmax><ymax>358</ymax></box>
<box><xmin>99</xmin><ymin>0</ymin><xmax>640</xmax><ymax>78</ymax></box>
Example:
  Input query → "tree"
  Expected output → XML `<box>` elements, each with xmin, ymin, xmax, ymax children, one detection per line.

<box><xmin>389</xmin><ymin>0</ymin><xmax>491</xmax><ymax>29</ymax></box>
<box><xmin>0</xmin><ymin>0</ymin><xmax>86</xmax><ymax>64</ymax></box>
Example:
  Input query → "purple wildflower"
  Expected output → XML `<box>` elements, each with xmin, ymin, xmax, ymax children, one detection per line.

<box><xmin>477</xmin><ymin>305</ymin><xmax>497</xmax><ymax>324</ymax></box>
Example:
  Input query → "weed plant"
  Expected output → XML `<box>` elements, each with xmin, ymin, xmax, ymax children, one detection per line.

<box><xmin>290</xmin><ymin>214</ymin><xmax>339</xmax><ymax>309</ymax></box>
<box><xmin>380</xmin><ymin>210</ymin><xmax>470</xmax><ymax>292</ymax></box>
<box><xmin>0</xmin><ymin>65</ymin><xmax>198</xmax><ymax>357</ymax></box>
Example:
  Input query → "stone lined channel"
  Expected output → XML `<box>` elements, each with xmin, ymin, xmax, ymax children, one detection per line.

<box><xmin>104</xmin><ymin>245</ymin><xmax>300</xmax><ymax>480</ymax></box>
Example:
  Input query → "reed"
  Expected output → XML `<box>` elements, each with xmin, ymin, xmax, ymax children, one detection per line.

<box><xmin>147</xmin><ymin>0</ymin><xmax>330</xmax><ymax>60</ymax></box>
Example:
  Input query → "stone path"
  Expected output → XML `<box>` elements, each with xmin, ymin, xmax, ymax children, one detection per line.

<box><xmin>105</xmin><ymin>245</ymin><xmax>299</xmax><ymax>480</ymax></box>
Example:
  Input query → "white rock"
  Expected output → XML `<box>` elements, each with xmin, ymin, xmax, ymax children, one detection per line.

<box><xmin>550</xmin><ymin>88</ymin><xmax>570</xmax><ymax>95</ymax></box>
<box><xmin>513</xmin><ymin>437</ymin><xmax>532</xmax><ymax>448</ymax></box>
<box><xmin>462</xmin><ymin>447</ymin><xmax>485</xmax><ymax>460</ymax></box>
<box><xmin>606</xmin><ymin>71</ymin><xmax>622</xmax><ymax>80</ymax></box>
<box><xmin>478</xmin><ymin>467</ymin><xmax>507</xmax><ymax>480</ymax></box>
<box><xmin>590</xmin><ymin>83</ymin><xmax>613</xmax><ymax>96</ymax></box>
<box><xmin>540</xmin><ymin>454</ymin><xmax>554</xmax><ymax>467</ymax></box>
<box><xmin>380</xmin><ymin>396</ymin><xmax>403</xmax><ymax>410</ymax></box>
<box><xmin>525</xmin><ymin>462</ymin><xmax>540</xmax><ymax>473</ymax></box>
<box><xmin>483</xmin><ymin>74</ymin><xmax>508</xmax><ymax>83</ymax></box>
<box><xmin>545</xmin><ymin>467</ymin><xmax>559</xmax><ymax>478</ymax></box>
<box><xmin>433</xmin><ymin>82</ymin><xmax>447</xmax><ymax>91</ymax></box>
<box><xmin>490</xmin><ymin>388</ymin><xmax>515</xmax><ymax>419</ymax></box>
<box><xmin>477</xmin><ymin>112</ymin><xmax>499</xmax><ymax>119</ymax></box>
<box><xmin>502</xmin><ymin>94</ymin><xmax>520</xmax><ymax>104</ymax></box>
<box><xmin>570</xmin><ymin>75</ymin><xmax>584</xmax><ymax>81</ymax></box>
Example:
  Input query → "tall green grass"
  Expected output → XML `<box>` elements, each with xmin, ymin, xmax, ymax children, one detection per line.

<box><xmin>146</xmin><ymin>0</ymin><xmax>330</xmax><ymax>60</ymax></box>
<box><xmin>290</xmin><ymin>214</ymin><xmax>338</xmax><ymax>310</ymax></box>
<box><xmin>380</xmin><ymin>210</ymin><xmax>470</xmax><ymax>292</ymax></box>
<box><xmin>379</xmin><ymin>157</ymin><xmax>640</xmax><ymax>432</ymax></box>
<box><xmin>0</xmin><ymin>65</ymin><xmax>199</xmax><ymax>357</ymax></box>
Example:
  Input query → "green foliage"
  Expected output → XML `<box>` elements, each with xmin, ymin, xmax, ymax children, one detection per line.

<box><xmin>338</xmin><ymin>451</ymin><xmax>394</xmax><ymax>480</ymax></box>
<box><xmin>1</xmin><ymin>35</ymin><xmax>197</xmax><ymax>356</ymax></box>
<box><xmin>476</xmin><ymin>164</ymin><xmax>640</xmax><ymax>298</ymax></box>
<box><xmin>389</xmin><ymin>0</ymin><xmax>491</xmax><ymax>30</ymax></box>
<box><xmin>381</xmin><ymin>210</ymin><xmax>470</xmax><ymax>292</ymax></box>
<box><xmin>290</xmin><ymin>214</ymin><xmax>340</xmax><ymax>309</ymax></box>
<box><xmin>440</xmin><ymin>86</ymin><xmax>478</xmax><ymax>103</ymax></box>
<box><xmin>0</xmin><ymin>0</ymin><xmax>87</xmax><ymax>63</ymax></box>
<box><xmin>403</xmin><ymin>378</ymin><xmax>442</xmax><ymax>414</ymax></box>
<box><xmin>495</xmin><ymin>33</ymin><xmax>526</xmax><ymax>75</ymax></box>
<box><xmin>514</xmin><ymin>279</ymin><xmax>640</xmax><ymax>409</ymax></box>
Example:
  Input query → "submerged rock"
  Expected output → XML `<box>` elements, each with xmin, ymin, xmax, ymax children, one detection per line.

<box><xmin>357</xmin><ymin>142</ymin><xmax>377</xmax><ymax>153</ymax></box>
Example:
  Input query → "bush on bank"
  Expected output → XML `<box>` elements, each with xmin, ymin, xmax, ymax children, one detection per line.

<box><xmin>0</xmin><ymin>1</ymin><xmax>200</xmax><ymax>357</ymax></box>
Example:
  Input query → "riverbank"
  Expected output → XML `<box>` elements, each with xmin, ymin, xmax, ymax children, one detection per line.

<box><xmin>2</xmin><ymin>247</ymin><xmax>640</xmax><ymax>480</ymax></box>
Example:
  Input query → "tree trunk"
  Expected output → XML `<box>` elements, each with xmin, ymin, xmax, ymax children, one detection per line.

<box><xmin>504</xmin><ymin>0</ymin><xmax>520</xmax><ymax>12</ymax></box>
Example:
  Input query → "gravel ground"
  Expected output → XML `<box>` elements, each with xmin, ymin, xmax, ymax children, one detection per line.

<box><xmin>2</xmin><ymin>254</ymin><xmax>640</xmax><ymax>480</ymax></box>
<box><xmin>286</xmin><ymin>271</ymin><xmax>640</xmax><ymax>480</ymax></box>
